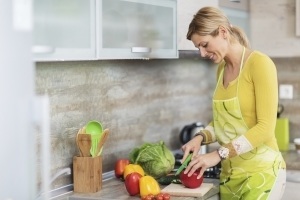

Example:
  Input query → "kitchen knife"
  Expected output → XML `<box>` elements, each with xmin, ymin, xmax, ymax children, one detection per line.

<box><xmin>175</xmin><ymin>153</ymin><xmax>192</xmax><ymax>176</ymax></box>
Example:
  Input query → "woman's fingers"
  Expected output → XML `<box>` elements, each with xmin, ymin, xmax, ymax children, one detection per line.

<box><xmin>181</xmin><ymin>145</ymin><xmax>191</xmax><ymax>163</ymax></box>
<box><xmin>184</xmin><ymin>154</ymin><xmax>213</xmax><ymax>177</ymax></box>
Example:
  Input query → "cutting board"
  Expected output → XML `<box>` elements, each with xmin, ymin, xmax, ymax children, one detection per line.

<box><xmin>161</xmin><ymin>183</ymin><xmax>214</xmax><ymax>197</ymax></box>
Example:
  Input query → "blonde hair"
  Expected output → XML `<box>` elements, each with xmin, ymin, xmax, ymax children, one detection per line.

<box><xmin>186</xmin><ymin>7</ymin><xmax>250</xmax><ymax>48</ymax></box>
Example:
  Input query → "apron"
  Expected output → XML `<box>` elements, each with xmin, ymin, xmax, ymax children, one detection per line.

<box><xmin>213</xmin><ymin>47</ymin><xmax>285</xmax><ymax>200</ymax></box>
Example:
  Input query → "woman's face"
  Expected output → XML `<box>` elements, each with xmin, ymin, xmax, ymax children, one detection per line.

<box><xmin>191</xmin><ymin>28</ymin><xmax>228</xmax><ymax>63</ymax></box>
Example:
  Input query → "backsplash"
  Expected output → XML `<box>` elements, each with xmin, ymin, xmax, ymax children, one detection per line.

<box><xmin>35</xmin><ymin>58</ymin><xmax>216</xmax><ymax>190</ymax></box>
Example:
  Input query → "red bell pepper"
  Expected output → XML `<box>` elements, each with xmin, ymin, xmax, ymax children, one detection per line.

<box><xmin>125</xmin><ymin>172</ymin><xmax>142</xmax><ymax>196</ymax></box>
<box><xmin>114</xmin><ymin>159</ymin><xmax>130</xmax><ymax>179</ymax></box>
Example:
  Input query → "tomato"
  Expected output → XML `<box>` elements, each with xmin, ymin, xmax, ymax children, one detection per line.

<box><xmin>179</xmin><ymin>169</ymin><xmax>203</xmax><ymax>188</ymax></box>
<box><xmin>114</xmin><ymin>159</ymin><xmax>130</xmax><ymax>179</ymax></box>
<box><xmin>145</xmin><ymin>195</ymin><xmax>152</xmax><ymax>200</ymax></box>
<box><xmin>155</xmin><ymin>193</ymin><xmax>164</xmax><ymax>200</ymax></box>
<box><xmin>162</xmin><ymin>193</ymin><xmax>171</xmax><ymax>200</ymax></box>
<box><xmin>148</xmin><ymin>194</ymin><xmax>155</xmax><ymax>200</ymax></box>
<box><xmin>125</xmin><ymin>172</ymin><xmax>142</xmax><ymax>196</ymax></box>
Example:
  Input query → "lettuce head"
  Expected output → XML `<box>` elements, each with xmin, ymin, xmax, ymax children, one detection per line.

<box><xmin>129</xmin><ymin>141</ymin><xmax>175</xmax><ymax>179</ymax></box>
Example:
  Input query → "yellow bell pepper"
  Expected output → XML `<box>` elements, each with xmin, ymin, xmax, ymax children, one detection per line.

<box><xmin>123</xmin><ymin>164</ymin><xmax>145</xmax><ymax>179</ymax></box>
<box><xmin>139</xmin><ymin>175</ymin><xmax>161</xmax><ymax>197</ymax></box>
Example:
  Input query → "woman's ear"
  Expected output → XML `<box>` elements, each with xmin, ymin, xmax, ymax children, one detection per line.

<box><xmin>218</xmin><ymin>25</ymin><xmax>228</xmax><ymax>39</ymax></box>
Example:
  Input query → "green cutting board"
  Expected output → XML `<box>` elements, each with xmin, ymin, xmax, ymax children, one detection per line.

<box><xmin>275</xmin><ymin>118</ymin><xmax>290</xmax><ymax>151</ymax></box>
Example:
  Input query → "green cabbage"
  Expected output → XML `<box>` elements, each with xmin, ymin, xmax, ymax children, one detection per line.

<box><xmin>129</xmin><ymin>141</ymin><xmax>175</xmax><ymax>179</ymax></box>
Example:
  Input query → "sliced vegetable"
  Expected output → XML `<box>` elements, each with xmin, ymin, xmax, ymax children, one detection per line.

<box><xmin>123</xmin><ymin>164</ymin><xmax>145</xmax><ymax>179</ymax></box>
<box><xmin>139</xmin><ymin>175</ymin><xmax>161</xmax><ymax>198</ymax></box>
<box><xmin>125</xmin><ymin>172</ymin><xmax>142</xmax><ymax>196</ymax></box>
<box><xmin>179</xmin><ymin>169</ymin><xmax>203</xmax><ymax>188</ymax></box>
<box><xmin>114</xmin><ymin>159</ymin><xmax>130</xmax><ymax>179</ymax></box>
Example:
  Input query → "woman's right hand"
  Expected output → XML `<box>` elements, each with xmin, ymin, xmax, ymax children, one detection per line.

<box><xmin>181</xmin><ymin>135</ymin><xmax>204</xmax><ymax>163</ymax></box>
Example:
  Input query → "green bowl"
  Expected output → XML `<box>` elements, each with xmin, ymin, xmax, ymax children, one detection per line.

<box><xmin>86</xmin><ymin>120</ymin><xmax>103</xmax><ymax>135</ymax></box>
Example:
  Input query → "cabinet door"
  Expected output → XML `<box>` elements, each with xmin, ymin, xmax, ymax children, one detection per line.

<box><xmin>33</xmin><ymin>0</ymin><xmax>96</xmax><ymax>61</ymax></box>
<box><xmin>97</xmin><ymin>0</ymin><xmax>177</xmax><ymax>59</ymax></box>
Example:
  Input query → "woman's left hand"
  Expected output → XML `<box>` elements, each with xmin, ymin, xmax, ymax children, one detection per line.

<box><xmin>183</xmin><ymin>151</ymin><xmax>221</xmax><ymax>179</ymax></box>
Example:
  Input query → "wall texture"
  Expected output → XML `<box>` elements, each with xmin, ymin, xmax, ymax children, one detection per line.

<box><xmin>273</xmin><ymin>57</ymin><xmax>300</xmax><ymax>140</ymax></box>
<box><xmin>250</xmin><ymin>0</ymin><xmax>300</xmax><ymax>57</ymax></box>
<box><xmin>35</xmin><ymin>59</ymin><xmax>216</xmax><ymax>189</ymax></box>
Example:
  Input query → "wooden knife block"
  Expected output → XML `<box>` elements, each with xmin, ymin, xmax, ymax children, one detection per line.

<box><xmin>73</xmin><ymin>156</ymin><xmax>102</xmax><ymax>193</ymax></box>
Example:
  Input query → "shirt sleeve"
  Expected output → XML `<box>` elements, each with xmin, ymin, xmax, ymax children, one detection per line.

<box><xmin>223</xmin><ymin>53</ymin><xmax>278</xmax><ymax>158</ymax></box>
<box><xmin>244</xmin><ymin>54</ymin><xmax>278</xmax><ymax>147</ymax></box>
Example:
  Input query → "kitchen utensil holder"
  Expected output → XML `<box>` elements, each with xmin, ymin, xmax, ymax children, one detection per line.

<box><xmin>73</xmin><ymin>156</ymin><xmax>102</xmax><ymax>193</ymax></box>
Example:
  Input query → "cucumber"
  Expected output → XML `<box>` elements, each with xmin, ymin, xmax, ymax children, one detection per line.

<box><xmin>157</xmin><ymin>174</ymin><xmax>181</xmax><ymax>185</ymax></box>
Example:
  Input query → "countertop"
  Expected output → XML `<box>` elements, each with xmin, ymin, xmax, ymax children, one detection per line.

<box><xmin>54</xmin><ymin>149</ymin><xmax>299</xmax><ymax>200</ymax></box>
<box><xmin>67</xmin><ymin>178</ymin><xmax>220</xmax><ymax>200</ymax></box>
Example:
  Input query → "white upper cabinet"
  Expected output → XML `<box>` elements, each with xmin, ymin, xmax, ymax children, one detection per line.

<box><xmin>97</xmin><ymin>0</ymin><xmax>178</xmax><ymax>59</ymax></box>
<box><xmin>33</xmin><ymin>0</ymin><xmax>177</xmax><ymax>61</ymax></box>
<box><xmin>33</xmin><ymin>0</ymin><xmax>96</xmax><ymax>61</ymax></box>
<box><xmin>177</xmin><ymin>0</ymin><xmax>218</xmax><ymax>50</ymax></box>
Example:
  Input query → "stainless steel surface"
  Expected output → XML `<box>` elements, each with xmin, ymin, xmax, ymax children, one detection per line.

<box><xmin>32</xmin><ymin>45</ymin><xmax>55</xmax><ymax>54</ymax></box>
<box><xmin>131</xmin><ymin>47</ymin><xmax>151</xmax><ymax>53</ymax></box>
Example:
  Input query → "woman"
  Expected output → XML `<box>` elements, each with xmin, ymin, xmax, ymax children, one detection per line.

<box><xmin>181</xmin><ymin>7</ymin><xmax>286</xmax><ymax>200</ymax></box>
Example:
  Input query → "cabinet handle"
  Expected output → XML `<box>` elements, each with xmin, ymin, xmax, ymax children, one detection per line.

<box><xmin>32</xmin><ymin>45</ymin><xmax>55</xmax><ymax>54</ymax></box>
<box><xmin>131</xmin><ymin>47</ymin><xmax>151</xmax><ymax>53</ymax></box>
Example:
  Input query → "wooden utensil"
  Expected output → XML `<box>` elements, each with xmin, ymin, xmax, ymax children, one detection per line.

<box><xmin>76</xmin><ymin>129</ymin><xmax>83</xmax><ymax>157</ymax></box>
<box><xmin>96</xmin><ymin>128</ymin><xmax>110</xmax><ymax>156</ymax></box>
<box><xmin>77</xmin><ymin>133</ymin><xmax>92</xmax><ymax>157</ymax></box>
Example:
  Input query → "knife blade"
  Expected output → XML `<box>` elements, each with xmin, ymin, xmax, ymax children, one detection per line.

<box><xmin>175</xmin><ymin>153</ymin><xmax>192</xmax><ymax>176</ymax></box>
